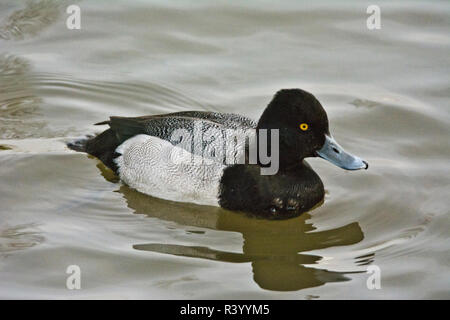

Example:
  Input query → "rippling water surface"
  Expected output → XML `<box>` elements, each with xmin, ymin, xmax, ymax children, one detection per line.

<box><xmin>0</xmin><ymin>0</ymin><xmax>449</xmax><ymax>299</ymax></box>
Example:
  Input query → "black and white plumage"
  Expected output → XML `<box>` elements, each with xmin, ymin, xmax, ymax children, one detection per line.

<box><xmin>68</xmin><ymin>89</ymin><xmax>368</xmax><ymax>219</ymax></box>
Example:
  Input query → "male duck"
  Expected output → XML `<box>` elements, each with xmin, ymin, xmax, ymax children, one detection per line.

<box><xmin>68</xmin><ymin>89</ymin><xmax>368</xmax><ymax>218</ymax></box>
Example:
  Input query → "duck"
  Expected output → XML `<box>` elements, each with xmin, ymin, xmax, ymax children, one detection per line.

<box><xmin>68</xmin><ymin>88</ymin><xmax>368</xmax><ymax>218</ymax></box>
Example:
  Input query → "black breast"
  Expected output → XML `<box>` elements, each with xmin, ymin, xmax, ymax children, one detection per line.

<box><xmin>218</xmin><ymin>163</ymin><xmax>324</xmax><ymax>219</ymax></box>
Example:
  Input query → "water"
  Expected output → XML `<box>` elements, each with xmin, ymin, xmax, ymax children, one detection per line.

<box><xmin>0</xmin><ymin>0</ymin><xmax>449</xmax><ymax>299</ymax></box>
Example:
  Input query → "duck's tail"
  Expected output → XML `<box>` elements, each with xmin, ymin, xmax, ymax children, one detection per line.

<box><xmin>67</xmin><ymin>129</ymin><xmax>121</xmax><ymax>172</ymax></box>
<box><xmin>67</xmin><ymin>135</ymin><xmax>92</xmax><ymax>152</ymax></box>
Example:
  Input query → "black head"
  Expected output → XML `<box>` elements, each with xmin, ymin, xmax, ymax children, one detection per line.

<box><xmin>256</xmin><ymin>88</ymin><xmax>368</xmax><ymax>171</ymax></box>
<box><xmin>256</xmin><ymin>89</ymin><xmax>329</xmax><ymax>168</ymax></box>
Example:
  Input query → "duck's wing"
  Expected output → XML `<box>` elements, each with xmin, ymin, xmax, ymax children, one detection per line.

<box><xmin>105</xmin><ymin>112</ymin><xmax>256</xmax><ymax>156</ymax></box>
<box><xmin>85</xmin><ymin>112</ymin><xmax>256</xmax><ymax>172</ymax></box>
<box><xmin>102</xmin><ymin>114</ymin><xmax>221</xmax><ymax>143</ymax></box>
<box><xmin>153</xmin><ymin>111</ymin><xmax>257</xmax><ymax>129</ymax></box>
<box><xmin>97</xmin><ymin>111</ymin><xmax>256</xmax><ymax>142</ymax></box>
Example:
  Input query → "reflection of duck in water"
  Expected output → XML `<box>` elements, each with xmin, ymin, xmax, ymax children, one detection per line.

<box><xmin>118</xmin><ymin>184</ymin><xmax>365</xmax><ymax>292</ymax></box>
<box><xmin>69</xmin><ymin>89</ymin><xmax>368</xmax><ymax>218</ymax></box>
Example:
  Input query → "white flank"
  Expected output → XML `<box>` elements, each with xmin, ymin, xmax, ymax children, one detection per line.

<box><xmin>115</xmin><ymin>134</ymin><xmax>224</xmax><ymax>206</ymax></box>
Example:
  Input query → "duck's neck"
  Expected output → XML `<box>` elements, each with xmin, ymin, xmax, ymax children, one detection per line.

<box><xmin>257</xmin><ymin>153</ymin><xmax>312</xmax><ymax>176</ymax></box>
<box><xmin>275</xmin><ymin>159</ymin><xmax>318</xmax><ymax>178</ymax></box>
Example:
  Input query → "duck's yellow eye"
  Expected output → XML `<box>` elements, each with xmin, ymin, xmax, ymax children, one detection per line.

<box><xmin>299</xmin><ymin>123</ymin><xmax>309</xmax><ymax>131</ymax></box>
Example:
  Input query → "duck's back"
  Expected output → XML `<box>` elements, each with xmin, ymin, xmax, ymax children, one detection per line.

<box><xmin>105</xmin><ymin>111</ymin><xmax>256</xmax><ymax>145</ymax></box>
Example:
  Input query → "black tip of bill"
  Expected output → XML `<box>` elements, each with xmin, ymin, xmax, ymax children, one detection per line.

<box><xmin>316</xmin><ymin>135</ymin><xmax>368</xmax><ymax>171</ymax></box>
<box><xmin>363</xmin><ymin>160</ymin><xmax>369</xmax><ymax>170</ymax></box>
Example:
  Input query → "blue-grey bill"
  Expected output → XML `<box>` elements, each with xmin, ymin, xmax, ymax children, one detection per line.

<box><xmin>316</xmin><ymin>135</ymin><xmax>368</xmax><ymax>170</ymax></box>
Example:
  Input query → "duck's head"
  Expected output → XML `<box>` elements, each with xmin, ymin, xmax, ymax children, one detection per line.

<box><xmin>257</xmin><ymin>88</ymin><xmax>368</xmax><ymax>170</ymax></box>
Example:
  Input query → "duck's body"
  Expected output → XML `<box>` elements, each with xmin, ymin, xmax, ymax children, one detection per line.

<box><xmin>111</xmin><ymin>111</ymin><xmax>256</xmax><ymax>207</ymax></box>
<box><xmin>69</xmin><ymin>89</ymin><xmax>367</xmax><ymax>218</ymax></box>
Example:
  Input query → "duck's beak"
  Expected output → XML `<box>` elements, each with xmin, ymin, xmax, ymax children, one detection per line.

<box><xmin>316</xmin><ymin>134</ymin><xmax>368</xmax><ymax>170</ymax></box>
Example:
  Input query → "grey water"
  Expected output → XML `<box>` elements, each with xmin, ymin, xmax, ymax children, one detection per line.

<box><xmin>0</xmin><ymin>0</ymin><xmax>449</xmax><ymax>299</ymax></box>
